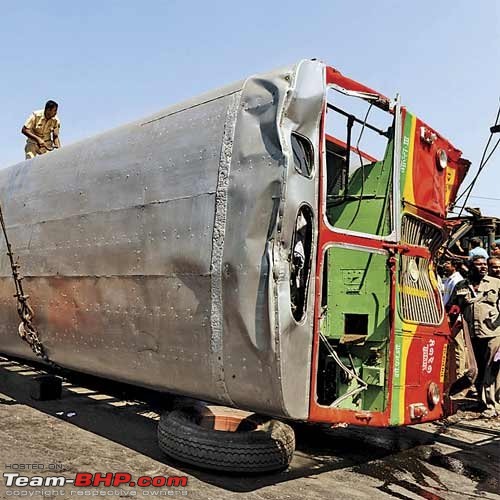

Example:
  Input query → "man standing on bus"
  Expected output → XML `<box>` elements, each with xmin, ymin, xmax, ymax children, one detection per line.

<box><xmin>22</xmin><ymin>100</ymin><xmax>61</xmax><ymax>159</ymax></box>
<box><xmin>452</xmin><ymin>255</ymin><xmax>500</xmax><ymax>417</ymax></box>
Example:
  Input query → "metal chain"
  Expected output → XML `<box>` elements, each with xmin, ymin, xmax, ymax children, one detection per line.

<box><xmin>0</xmin><ymin>200</ymin><xmax>50</xmax><ymax>363</ymax></box>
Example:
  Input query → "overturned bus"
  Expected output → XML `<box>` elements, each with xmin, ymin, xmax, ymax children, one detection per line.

<box><xmin>0</xmin><ymin>59</ymin><xmax>469</xmax><ymax>471</ymax></box>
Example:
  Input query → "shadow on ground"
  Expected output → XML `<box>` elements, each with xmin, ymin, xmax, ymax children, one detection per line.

<box><xmin>0</xmin><ymin>355</ymin><xmax>498</xmax><ymax>498</ymax></box>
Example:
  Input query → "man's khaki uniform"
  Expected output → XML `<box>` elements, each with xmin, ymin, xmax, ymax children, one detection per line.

<box><xmin>24</xmin><ymin>110</ymin><xmax>61</xmax><ymax>159</ymax></box>
<box><xmin>454</xmin><ymin>275</ymin><xmax>500</xmax><ymax>412</ymax></box>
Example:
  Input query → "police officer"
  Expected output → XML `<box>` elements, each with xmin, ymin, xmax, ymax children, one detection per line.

<box><xmin>22</xmin><ymin>100</ymin><xmax>61</xmax><ymax>159</ymax></box>
<box><xmin>452</xmin><ymin>255</ymin><xmax>500</xmax><ymax>417</ymax></box>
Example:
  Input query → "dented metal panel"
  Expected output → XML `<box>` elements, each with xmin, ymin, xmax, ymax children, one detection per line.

<box><xmin>0</xmin><ymin>60</ymin><xmax>325</xmax><ymax>419</ymax></box>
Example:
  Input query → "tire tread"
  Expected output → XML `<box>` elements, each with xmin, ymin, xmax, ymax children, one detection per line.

<box><xmin>157</xmin><ymin>410</ymin><xmax>295</xmax><ymax>473</ymax></box>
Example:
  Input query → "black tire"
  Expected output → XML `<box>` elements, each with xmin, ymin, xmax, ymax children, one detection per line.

<box><xmin>157</xmin><ymin>408</ymin><xmax>295</xmax><ymax>473</ymax></box>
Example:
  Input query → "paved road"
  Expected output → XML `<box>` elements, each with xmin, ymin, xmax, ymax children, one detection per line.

<box><xmin>0</xmin><ymin>356</ymin><xmax>498</xmax><ymax>499</ymax></box>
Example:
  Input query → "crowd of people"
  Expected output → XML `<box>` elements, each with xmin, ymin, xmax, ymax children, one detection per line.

<box><xmin>439</xmin><ymin>238</ymin><xmax>500</xmax><ymax>418</ymax></box>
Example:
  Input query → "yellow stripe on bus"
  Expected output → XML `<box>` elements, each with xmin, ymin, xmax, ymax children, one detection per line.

<box><xmin>440</xmin><ymin>344</ymin><xmax>448</xmax><ymax>383</ymax></box>
<box><xmin>398</xmin><ymin>331</ymin><xmax>414</xmax><ymax>423</ymax></box>
<box><xmin>401</xmin><ymin>285</ymin><xmax>429</xmax><ymax>298</ymax></box>
<box><xmin>403</xmin><ymin>116</ymin><xmax>417</xmax><ymax>205</ymax></box>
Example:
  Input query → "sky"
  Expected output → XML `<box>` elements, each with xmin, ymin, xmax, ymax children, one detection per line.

<box><xmin>0</xmin><ymin>0</ymin><xmax>499</xmax><ymax>216</ymax></box>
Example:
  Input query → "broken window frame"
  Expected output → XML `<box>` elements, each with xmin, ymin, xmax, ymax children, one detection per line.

<box><xmin>291</xmin><ymin>131</ymin><xmax>315</xmax><ymax>178</ymax></box>
<box><xmin>322</xmin><ymin>87</ymin><xmax>402</xmax><ymax>243</ymax></box>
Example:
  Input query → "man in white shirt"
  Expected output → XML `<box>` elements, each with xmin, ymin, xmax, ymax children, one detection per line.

<box><xmin>442</xmin><ymin>259</ymin><xmax>464</xmax><ymax>308</ymax></box>
<box><xmin>442</xmin><ymin>259</ymin><xmax>466</xmax><ymax>382</ymax></box>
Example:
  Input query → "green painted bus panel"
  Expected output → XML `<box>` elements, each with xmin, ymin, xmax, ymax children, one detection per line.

<box><xmin>327</xmin><ymin>141</ymin><xmax>393</xmax><ymax>236</ymax></box>
<box><xmin>363</xmin><ymin>385</ymin><xmax>386</xmax><ymax>412</ymax></box>
<box><xmin>324</xmin><ymin>248</ymin><xmax>390</xmax><ymax>342</ymax></box>
<box><xmin>320</xmin><ymin>247</ymin><xmax>390</xmax><ymax>412</ymax></box>
<box><xmin>362</xmin><ymin>364</ymin><xmax>385</xmax><ymax>386</ymax></box>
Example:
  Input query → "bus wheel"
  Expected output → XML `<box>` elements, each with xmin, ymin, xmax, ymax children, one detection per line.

<box><xmin>157</xmin><ymin>406</ymin><xmax>295</xmax><ymax>473</ymax></box>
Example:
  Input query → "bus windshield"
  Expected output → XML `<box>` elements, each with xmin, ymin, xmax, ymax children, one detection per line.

<box><xmin>325</xmin><ymin>89</ymin><xmax>395</xmax><ymax>237</ymax></box>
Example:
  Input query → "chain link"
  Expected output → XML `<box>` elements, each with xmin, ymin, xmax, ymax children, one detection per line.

<box><xmin>0</xmin><ymin>200</ymin><xmax>52</xmax><ymax>364</ymax></box>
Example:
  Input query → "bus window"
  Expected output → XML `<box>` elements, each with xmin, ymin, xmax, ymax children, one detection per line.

<box><xmin>291</xmin><ymin>132</ymin><xmax>314</xmax><ymax>178</ymax></box>
<box><xmin>325</xmin><ymin>90</ymin><xmax>394</xmax><ymax>237</ymax></box>
<box><xmin>290</xmin><ymin>205</ymin><xmax>313</xmax><ymax>322</ymax></box>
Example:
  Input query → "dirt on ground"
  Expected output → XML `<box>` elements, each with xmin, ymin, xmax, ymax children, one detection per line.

<box><xmin>0</xmin><ymin>355</ymin><xmax>499</xmax><ymax>500</ymax></box>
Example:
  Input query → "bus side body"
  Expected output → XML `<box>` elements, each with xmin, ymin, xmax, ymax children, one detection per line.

<box><xmin>0</xmin><ymin>60</ymin><xmax>324</xmax><ymax>421</ymax></box>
